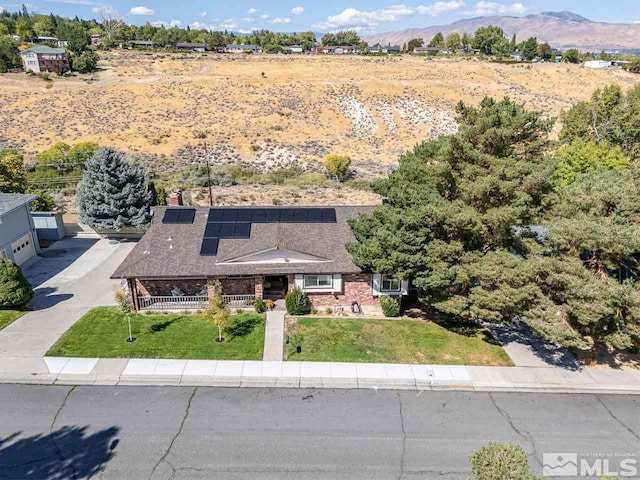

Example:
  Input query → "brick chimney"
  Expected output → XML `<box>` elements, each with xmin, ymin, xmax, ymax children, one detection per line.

<box><xmin>168</xmin><ymin>190</ymin><xmax>183</xmax><ymax>206</ymax></box>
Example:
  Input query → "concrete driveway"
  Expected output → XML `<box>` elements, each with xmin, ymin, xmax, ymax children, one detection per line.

<box><xmin>0</xmin><ymin>238</ymin><xmax>135</xmax><ymax>375</ymax></box>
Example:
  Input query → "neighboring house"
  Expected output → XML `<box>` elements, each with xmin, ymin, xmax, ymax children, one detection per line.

<box><xmin>31</xmin><ymin>36</ymin><xmax>59</xmax><ymax>44</ymax></box>
<box><xmin>290</xmin><ymin>45</ymin><xmax>304</xmax><ymax>54</ymax></box>
<box><xmin>126</xmin><ymin>40</ymin><xmax>154</xmax><ymax>49</ymax></box>
<box><xmin>226</xmin><ymin>44</ymin><xmax>263</xmax><ymax>54</ymax></box>
<box><xmin>176</xmin><ymin>42</ymin><xmax>206</xmax><ymax>52</ymax></box>
<box><xmin>370</xmin><ymin>44</ymin><xmax>400</xmax><ymax>54</ymax></box>
<box><xmin>313</xmin><ymin>46</ymin><xmax>357</xmax><ymax>55</ymax></box>
<box><xmin>20</xmin><ymin>46</ymin><xmax>70</xmax><ymax>74</ymax></box>
<box><xmin>0</xmin><ymin>194</ymin><xmax>40</xmax><ymax>266</ymax></box>
<box><xmin>511</xmin><ymin>52</ymin><xmax>523</xmax><ymax>62</ymax></box>
<box><xmin>584</xmin><ymin>60</ymin><xmax>614</xmax><ymax>69</ymax></box>
<box><xmin>111</xmin><ymin>206</ymin><xmax>409</xmax><ymax>313</ymax></box>
<box><xmin>90</xmin><ymin>34</ymin><xmax>103</xmax><ymax>47</ymax></box>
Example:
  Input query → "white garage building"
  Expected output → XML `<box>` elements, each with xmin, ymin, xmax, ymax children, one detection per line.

<box><xmin>0</xmin><ymin>194</ymin><xmax>40</xmax><ymax>266</ymax></box>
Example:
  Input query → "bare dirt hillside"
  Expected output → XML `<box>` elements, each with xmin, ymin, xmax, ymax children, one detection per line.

<box><xmin>1</xmin><ymin>51</ymin><xmax>638</xmax><ymax>178</ymax></box>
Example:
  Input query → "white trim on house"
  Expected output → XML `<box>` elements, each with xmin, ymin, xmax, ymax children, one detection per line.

<box><xmin>218</xmin><ymin>247</ymin><xmax>331</xmax><ymax>265</ymax></box>
<box><xmin>372</xmin><ymin>273</ymin><xmax>409</xmax><ymax>296</ymax></box>
<box><xmin>295</xmin><ymin>273</ymin><xmax>343</xmax><ymax>293</ymax></box>
<box><xmin>0</xmin><ymin>249</ymin><xmax>6</xmax><ymax>259</ymax></box>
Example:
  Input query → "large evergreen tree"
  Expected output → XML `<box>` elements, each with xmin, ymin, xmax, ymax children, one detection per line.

<box><xmin>347</xmin><ymin>97</ymin><xmax>555</xmax><ymax>320</ymax></box>
<box><xmin>76</xmin><ymin>147</ymin><xmax>151</xmax><ymax>230</ymax></box>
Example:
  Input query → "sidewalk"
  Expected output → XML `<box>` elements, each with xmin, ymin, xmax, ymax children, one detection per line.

<box><xmin>263</xmin><ymin>310</ymin><xmax>285</xmax><ymax>361</ymax></box>
<box><xmin>1</xmin><ymin>357</ymin><xmax>639</xmax><ymax>394</ymax></box>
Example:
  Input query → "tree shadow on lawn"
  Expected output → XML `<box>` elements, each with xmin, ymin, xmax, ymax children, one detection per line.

<box><xmin>0</xmin><ymin>425</ymin><xmax>119</xmax><ymax>480</ymax></box>
<box><xmin>226</xmin><ymin>315</ymin><xmax>262</xmax><ymax>338</ymax></box>
<box><xmin>148</xmin><ymin>318</ymin><xmax>180</xmax><ymax>333</ymax></box>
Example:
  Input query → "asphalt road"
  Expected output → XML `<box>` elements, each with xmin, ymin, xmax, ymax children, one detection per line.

<box><xmin>0</xmin><ymin>385</ymin><xmax>638</xmax><ymax>479</ymax></box>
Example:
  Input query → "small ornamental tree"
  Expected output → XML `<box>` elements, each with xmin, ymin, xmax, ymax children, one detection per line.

<box><xmin>206</xmin><ymin>281</ymin><xmax>229</xmax><ymax>342</ymax></box>
<box><xmin>322</xmin><ymin>154</ymin><xmax>351</xmax><ymax>182</ymax></box>
<box><xmin>0</xmin><ymin>259</ymin><xmax>34</xmax><ymax>309</ymax></box>
<box><xmin>114</xmin><ymin>288</ymin><xmax>135</xmax><ymax>342</ymax></box>
<box><xmin>77</xmin><ymin>147</ymin><xmax>151</xmax><ymax>231</ymax></box>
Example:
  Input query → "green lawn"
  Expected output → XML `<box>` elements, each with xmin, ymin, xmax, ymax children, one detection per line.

<box><xmin>0</xmin><ymin>310</ymin><xmax>26</xmax><ymax>331</ymax></box>
<box><xmin>286</xmin><ymin>317</ymin><xmax>513</xmax><ymax>366</ymax></box>
<box><xmin>47</xmin><ymin>307</ymin><xmax>266</xmax><ymax>360</ymax></box>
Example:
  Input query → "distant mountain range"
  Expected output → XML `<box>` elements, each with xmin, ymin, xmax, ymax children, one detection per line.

<box><xmin>362</xmin><ymin>11</ymin><xmax>640</xmax><ymax>51</ymax></box>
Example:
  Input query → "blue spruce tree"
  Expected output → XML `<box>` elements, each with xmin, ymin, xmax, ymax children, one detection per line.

<box><xmin>77</xmin><ymin>147</ymin><xmax>151</xmax><ymax>230</ymax></box>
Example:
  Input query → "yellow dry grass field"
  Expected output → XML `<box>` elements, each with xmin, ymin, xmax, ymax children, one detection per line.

<box><xmin>1</xmin><ymin>51</ymin><xmax>639</xmax><ymax>173</ymax></box>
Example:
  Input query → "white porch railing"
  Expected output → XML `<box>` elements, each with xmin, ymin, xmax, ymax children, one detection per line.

<box><xmin>138</xmin><ymin>295</ymin><xmax>256</xmax><ymax>311</ymax></box>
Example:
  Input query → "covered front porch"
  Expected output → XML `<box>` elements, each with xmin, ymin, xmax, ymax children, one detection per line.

<box><xmin>129</xmin><ymin>276</ymin><xmax>261</xmax><ymax>312</ymax></box>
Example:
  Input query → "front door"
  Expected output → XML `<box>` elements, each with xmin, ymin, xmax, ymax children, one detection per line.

<box><xmin>263</xmin><ymin>275</ymin><xmax>288</xmax><ymax>299</ymax></box>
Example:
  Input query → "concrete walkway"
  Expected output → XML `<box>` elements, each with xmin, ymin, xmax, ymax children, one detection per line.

<box><xmin>0</xmin><ymin>238</ymin><xmax>135</xmax><ymax>376</ymax></box>
<box><xmin>1</xmin><ymin>357</ymin><xmax>638</xmax><ymax>394</ymax></box>
<box><xmin>263</xmin><ymin>310</ymin><xmax>285</xmax><ymax>361</ymax></box>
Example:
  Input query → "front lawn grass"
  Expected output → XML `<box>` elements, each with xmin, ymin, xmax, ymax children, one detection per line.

<box><xmin>47</xmin><ymin>307</ymin><xmax>266</xmax><ymax>360</ymax></box>
<box><xmin>286</xmin><ymin>317</ymin><xmax>513</xmax><ymax>365</ymax></box>
<box><xmin>0</xmin><ymin>310</ymin><xmax>26</xmax><ymax>331</ymax></box>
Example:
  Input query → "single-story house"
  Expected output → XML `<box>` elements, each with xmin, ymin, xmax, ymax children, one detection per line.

<box><xmin>126</xmin><ymin>40</ymin><xmax>154</xmax><ymax>49</ymax></box>
<box><xmin>226</xmin><ymin>44</ymin><xmax>263</xmax><ymax>54</ymax></box>
<box><xmin>176</xmin><ymin>42</ymin><xmax>206</xmax><ymax>52</ymax></box>
<box><xmin>20</xmin><ymin>46</ymin><xmax>70</xmax><ymax>74</ymax></box>
<box><xmin>111</xmin><ymin>206</ymin><xmax>408</xmax><ymax>313</ymax></box>
<box><xmin>0</xmin><ymin>194</ymin><xmax>40</xmax><ymax>266</ymax></box>
<box><xmin>290</xmin><ymin>45</ymin><xmax>304</xmax><ymax>54</ymax></box>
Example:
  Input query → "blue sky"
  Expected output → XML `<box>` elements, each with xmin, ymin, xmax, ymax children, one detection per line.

<box><xmin>2</xmin><ymin>1</ymin><xmax>639</xmax><ymax>34</ymax></box>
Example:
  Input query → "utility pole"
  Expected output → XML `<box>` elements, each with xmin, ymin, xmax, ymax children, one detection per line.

<box><xmin>203</xmin><ymin>139</ymin><xmax>214</xmax><ymax>207</ymax></box>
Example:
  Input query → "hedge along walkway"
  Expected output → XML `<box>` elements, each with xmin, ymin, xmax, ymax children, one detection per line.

<box><xmin>285</xmin><ymin>317</ymin><xmax>513</xmax><ymax>366</ymax></box>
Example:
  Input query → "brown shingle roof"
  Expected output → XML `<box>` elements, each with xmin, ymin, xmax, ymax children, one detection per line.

<box><xmin>111</xmin><ymin>206</ymin><xmax>374</xmax><ymax>279</ymax></box>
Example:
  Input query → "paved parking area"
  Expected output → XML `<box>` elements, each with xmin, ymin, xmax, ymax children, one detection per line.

<box><xmin>0</xmin><ymin>238</ymin><xmax>135</xmax><ymax>372</ymax></box>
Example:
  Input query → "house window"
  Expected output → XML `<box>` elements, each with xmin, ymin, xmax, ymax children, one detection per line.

<box><xmin>304</xmin><ymin>275</ymin><xmax>333</xmax><ymax>289</ymax></box>
<box><xmin>381</xmin><ymin>275</ymin><xmax>401</xmax><ymax>292</ymax></box>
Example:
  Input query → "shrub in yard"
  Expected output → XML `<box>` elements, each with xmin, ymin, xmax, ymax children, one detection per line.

<box><xmin>254</xmin><ymin>298</ymin><xmax>266</xmax><ymax>313</ymax></box>
<box><xmin>468</xmin><ymin>442</ymin><xmax>539</xmax><ymax>480</ymax></box>
<box><xmin>380</xmin><ymin>295</ymin><xmax>400</xmax><ymax>317</ymax></box>
<box><xmin>0</xmin><ymin>259</ymin><xmax>34</xmax><ymax>309</ymax></box>
<box><xmin>285</xmin><ymin>289</ymin><xmax>310</xmax><ymax>315</ymax></box>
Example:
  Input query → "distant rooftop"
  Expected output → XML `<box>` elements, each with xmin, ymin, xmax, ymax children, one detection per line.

<box><xmin>22</xmin><ymin>45</ymin><xmax>66</xmax><ymax>55</ymax></box>
<box><xmin>0</xmin><ymin>193</ymin><xmax>38</xmax><ymax>217</ymax></box>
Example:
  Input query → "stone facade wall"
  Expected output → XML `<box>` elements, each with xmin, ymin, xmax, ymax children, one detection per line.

<box><xmin>136</xmin><ymin>278</ymin><xmax>206</xmax><ymax>297</ymax></box>
<box><xmin>305</xmin><ymin>273</ymin><xmax>380</xmax><ymax>307</ymax></box>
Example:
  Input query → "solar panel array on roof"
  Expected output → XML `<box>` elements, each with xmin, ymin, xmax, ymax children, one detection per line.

<box><xmin>162</xmin><ymin>208</ymin><xmax>196</xmax><ymax>224</ymax></box>
<box><xmin>207</xmin><ymin>207</ymin><xmax>337</xmax><ymax>224</ymax></box>
<box><xmin>200</xmin><ymin>207</ymin><xmax>336</xmax><ymax>257</ymax></box>
<box><xmin>200</xmin><ymin>238</ymin><xmax>219</xmax><ymax>256</ymax></box>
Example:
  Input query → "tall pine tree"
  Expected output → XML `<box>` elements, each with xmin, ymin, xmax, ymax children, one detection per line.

<box><xmin>77</xmin><ymin>147</ymin><xmax>151</xmax><ymax>230</ymax></box>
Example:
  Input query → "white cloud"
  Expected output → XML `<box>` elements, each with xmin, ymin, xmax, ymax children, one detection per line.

<box><xmin>313</xmin><ymin>2</ymin><xmax>467</xmax><ymax>31</ymax></box>
<box><xmin>469</xmin><ymin>1</ymin><xmax>526</xmax><ymax>15</ymax></box>
<box><xmin>129</xmin><ymin>5</ymin><xmax>154</xmax><ymax>16</ymax></box>
<box><xmin>190</xmin><ymin>19</ymin><xmax>239</xmax><ymax>31</ymax></box>
<box><xmin>92</xmin><ymin>5</ymin><xmax>118</xmax><ymax>17</ymax></box>
<box><xmin>291</xmin><ymin>6</ymin><xmax>304</xmax><ymax>15</ymax></box>
<box><xmin>200</xmin><ymin>11</ymin><xmax>207</xmax><ymax>17</ymax></box>
<box><xmin>260</xmin><ymin>13</ymin><xmax>270</xmax><ymax>19</ymax></box>
<box><xmin>238</xmin><ymin>28</ymin><xmax>257</xmax><ymax>34</ymax></box>
<box><xmin>152</xmin><ymin>19</ymin><xmax>182</xmax><ymax>27</ymax></box>
<box><xmin>0</xmin><ymin>7</ymin><xmax>4</xmax><ymax>13</ymax></box>
<box><xmin>269</xmin><ymin>17</ymin><xmax>291</xmax><ymax>24</ymax></box>
<box><xmin>416</xmin><ymin>1</ymin><xmax>466</xmax><ymax>16</ymax></box>
<box><xmin>247</xmin><ymin>7</ymin><xmax>257</xmax><ymax>14</ymax></box>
